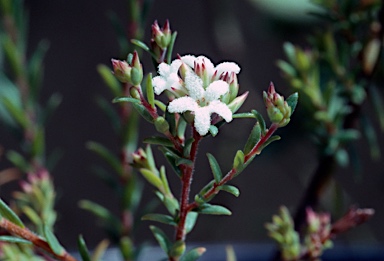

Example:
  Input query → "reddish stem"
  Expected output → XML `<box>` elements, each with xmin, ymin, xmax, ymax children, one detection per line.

<box><xmin>175</xmin><ymin>129</ymin><xmax>202</xmax><ymax>242</ymax></box>
<box><xmin>187</xmin><ymin>123</ymin><xmax>279</xmax><ymax>212</ymax></box>
<box><xmin>0</xmin><ymin>219</ymin><xmax>77</xmax><ymax>261</ymax></box>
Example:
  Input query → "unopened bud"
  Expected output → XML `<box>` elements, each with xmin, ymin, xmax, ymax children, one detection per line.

<box><xmin>263</xmin><ymin>82</ymin><xmax>292</xmax><ymax>127</ymax></box>
<box><xmin>227</xmin><ymin>91</ymin><xmax>248</xmax><ymax>113</ymax></box>
<box><xmin>111</xmin><ymin>59</ymin><xmax>131</xmax><ymax>83</ymax></box>
<box><xmin>132</xmin><ymin>148</ymin><xmax>148</xmax><ymax>168</ymax></box>
<box><xmin>154</xmin><ymin>116</ymin><xmax>170</xmax><ymax>133</ymax></box>
<box><xmin>151</xmin><ymin>20</ymin><xmax>172</xmax><ymax>50</ymax></box>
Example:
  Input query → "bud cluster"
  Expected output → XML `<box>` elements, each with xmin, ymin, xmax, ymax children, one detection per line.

<box><xmin>263</xmin><ymin>82</ymin><xmax>292</xmax><ymax>127</ymax></box>
<box><xmin>111</xmin><ymin>51</ymin><xmax>143</xmax><ymax>86</ymax></box>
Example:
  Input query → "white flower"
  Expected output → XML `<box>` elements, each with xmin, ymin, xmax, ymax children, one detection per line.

<box><xmin>180</xmin><ymin>55</ymin><xmax>240</xmax><ymax>80</ymax></box>
<box><xmin>168</xmin><ymin>72</ymin><xmax>232</xmax><ymax>136</ymax></box>
<box><xmin>152</xmin><ymin>59</ymin><xmax>183</xmax><ymax>95</ymax></box>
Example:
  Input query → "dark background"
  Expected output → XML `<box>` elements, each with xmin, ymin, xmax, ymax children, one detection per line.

<box><xmin>1</xmin><ymin>0</ymin><xmax>383</xmax><ymax>251</ymax></box>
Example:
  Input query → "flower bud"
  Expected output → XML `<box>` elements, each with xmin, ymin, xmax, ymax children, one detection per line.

<box><xmin>263</xmin><ymin>82</ymin><xmax>292</xmax><ymax>127</ymax></box>
<box><xmin>111</xmin><ymin>51</ymin><xmax>143</xmax><ymax>86</ymax></box>
<box><xmin>111</xmin><ymin>59</ymin><xmax>132</xmax><ymax>83</ymax></box>
<box><xmin>154</xmin><ymin>116</ymin><xmax>170</xmax><ymax>133</ymax></box>
<box><xmin>227</xmin><ymin>91</ymin><xmax>248</xmax><ymax>113</ymax></box>
<box><xmin>132</xmin><ymin>148</ymin><xmax>148</xmax><ymax>168</ymax></box>
<box><xmin>151</xmin><ymin>20</ymin><xmax>172</xmax><ymax>50</ymax></box>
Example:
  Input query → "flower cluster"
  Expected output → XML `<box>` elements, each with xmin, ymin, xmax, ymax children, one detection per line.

<box><xmin>152</xmin><ymin>55</ymin><xmax>246</xmax><ymax>136</ymax></box>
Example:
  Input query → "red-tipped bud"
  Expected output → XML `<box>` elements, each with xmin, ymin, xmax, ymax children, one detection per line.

<box><xmin>151</xmin><ymin>20</ymin><xmax>172</xmax><ymax>50</ymax></box>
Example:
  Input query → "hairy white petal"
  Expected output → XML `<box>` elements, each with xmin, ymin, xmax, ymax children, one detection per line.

<box><xmin>180</xmin><ymin>55</ymin><xmax>196</xmax><ymax>68</ymax></box>
<box><xmin>152</xmin><ymin>76</ymin><xmax>166</xmax><ymax>95</ymax></box>
<box><xmin>194</xmin><ymin>107</ymin><xmax>211</xmax><ymax>136</ymax></box>
<box><xmin>204</xmin><ymin>80</ymin><xmax>229</xmax><ymax>102</ymax></box>
<box><xmin>168</xmin><ymin>97</ymin><xmax>198</xmax><ymax>113</ymax></box>
<box><xmin>208</xmin><ymin>100</ymin><xmax>233</xmax><ymax>122</ymax></box>
<box><xmin>185</xmin><ymin>72</ymin><xmax>204</xmax><ymax>100</ymax></box>
<box><xmin>170</xmin><ymin>59</ymin><xmax>182</xmax><ymax>71</ymax></box>
<box><xmin>215</xmin><ymin>62</ymin><xmax>241</xmax><ymax>75</ymax></box>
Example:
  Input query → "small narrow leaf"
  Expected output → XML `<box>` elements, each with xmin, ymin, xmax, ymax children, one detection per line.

<box><xmin>139</xmin><ymin>169</ymin><xmax>163</xmax><ymax>190</ymax></box>
<box><xmin>112</xmin><ymin>96</ymin><xmax>141</xmax><ymax>104</ymax></box>
<box><xmin>97</xmin><ymin>64</ymin><xmax>121</xmax><ymax>97</ymax></box>
<box><xmin>258</xmin><ymin>135</ymin><xmax>281</xmax><ymax>153</ymax></box>
<box><xmin>185</xmin><ymin>212</ymin><xmax>198</xmax><ymax>234</ymax></box>
<box><xmin>286</xmin><ymin>92</ymin><xmax>298</xmax><ymax>116</ymax></box>
<box><xmin>180</xmin><ymin>247</ymin><xmax>206</xmax><ymax>261</ymax></box>
<box><xmin>232</xmin><ymin>150</ymin><xmax>244</xmax><ymax>171</ymax></box>
<box><xmin>6</xmin><ymin>150</ymin><xmax>29</xmax><ymax>172</ymax></box>
<box><xmin>77</xmin><ymin>235</ymin><xmax>91</xmax><ymax>261</ymax></box>
<box><xmin>220</xmin><ymin>185</ymin><xmax>240</xmax><ymax>197</ymax></box>
<box><xmin>0</xmin><ymin>236</ymin><xmax>31</xmax><ymax>245</ymax></box>
<box><xmin>175</xmin><ymin>158</ymin><xmax>193</xmax><ymax>166</ymax></box>
<box><xmin>209</xmin><ymin>125</ymin><xmax>218</xmax><ymax>137</ymax></box>
<box><xmin>252</xmin><ymin>110</ymin><xmax>266</xmax><ymax>135</ymax></box>
<box><xmin>131</xmin><ymin>39</ymin><xmax>150</xmax><ymax>51</ymax></box>
<box><xmin>144</xmin><ymin>136</ymin><xmax>174</xmax><ymax>147</ymax></box>
<box><xmin>142</xmin><ymin>213</ymin><xmax>177</xmax><ymax>226</ymax></box>
<box><xmin>183</xmin><ymin>138</ymin><xmax>194</xmax><ymax>158</ymax></box>
<box><xmin>146</xmin><ymin>73</ymin><xmax>155</xmax><ymax>108</ymax></box>
<box><xmin>150</xmin><ymin>225</ymin><xmax>171</xmax><ymax>254</ymax></box>
<box><xmin>206</xmin><ymin>153</ymin><xmax>222</xmax><ymax>183</ymax></box>
<box><xmin>169</xmin><ymin>240</ymin><xmax>186</xmax><ymax>258</ymax></box>
<box><xmin>132</xmin><ymin>102</ymin><xmax>154</xmax><ymax>123</ymax></box>
<box><xmin>86</xmin><ymin>142</ymin><xmax>122</xmax><ymax>175</ymax></box>
<box><xmin>0</xmin><ymin>198</ymin><xmax>24</xmax><ymax>228</ymax></box>
<box><xmin>196</xmin><ymin>203</ymin><xmax>232</xmax><ymax>215</ymax></box>
<box><xmin>243</xmin><ymin>122</ymin><xmax>261</xmax><ymax>154</ymax></box>
<box><xmin>43</xmin><ymin>225</ymin><xmax>65</xmax><ymax>256</ymax></box>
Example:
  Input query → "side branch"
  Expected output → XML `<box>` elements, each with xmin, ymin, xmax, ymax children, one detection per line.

<box><xmin>0</xmin><ymin>218</ymin><xmax>77</xmax><ymax>261</ymax></box>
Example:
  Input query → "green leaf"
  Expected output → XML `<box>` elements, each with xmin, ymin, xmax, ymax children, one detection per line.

<box><xmin>2</xmin><ymin>96</ymin><xmax>27</xmax><ymax>128</ymax></box>
<box><xmin>159</xmin><ymin>147</ymin><xmax>182</xmax><ymax>177</ymax></box>
<box><xmin>78</xmin><ymin>200</ymin><xmax>119</xmax><ymax>224</ymax></box>
<box><xmin>232</xmin><ymin>150</ymin><xmax>244</xmax><ymax>171</ymax></box>
<box><xmin>42</xmin><ymin>93</ymin><xmax>62</xmax><ymax>125</ymax></box>
<box><xmin>6</xmin><ymin>150</ymin><xmax>29</xmax><ymax>172</ymax></box>
<box><xmin>28</xmin><ymin>40</ymin><xmax>49</xmax><ymax>100</ymax></box>
<box><xmin>86</xmin><ymin>141</ymin><xmax>122</xmax><ymax>175</ymax></box>
<box><xmin>175</xmin><ymin>158</ymin><xmax>193</xmax><ymax>166</ymax></box>
<box><xmin>243</xmin><ymin>122</ymin><xmax>261</xmax><ymax>155</ymax></box>
<box><xmin>159</xmin><ymin>166</ymin><xmax>172</xmax><ymax>196</ymax></box>
<box><xmin>162</xmin><ymin>195</ymin><xmax>179</xmax><ymax>216</ymax></box>
<box><xmin>142</xmin><ymin>213</ymin><xmax>177</xmax><ymax>226</ymax></box>
<box><xmin>258</xmin><ymin>135</ymin><xmax>281</xmax><ymax>153</ymax></box>
<box><xmin>209</xmin><ymin>125</ymin><xmax>218</xmax><ymax>137</ymax></box>
<box><xmin>97</xmin><ymin>64</ymin><xmax>121</xmax><ymax>97</ymax></box>
<box><xmin>122</xmin><ymin>107</ymin><xmax>139</xmax><ymax>154</ymax></box>
<box><xmin>220</xmin><ymin>185</ymin><xmax>240</xmax><ymax>197</ymax></box>
<box><xmin>0</xmin><ymin>198</ymin><xmax>24</xmax><ymax>228</ymax></box>
<box><xmin>252</xmin><ymin>110</ymin><xmax>266</xmax><ymax>135</ymax></box>
<box><xmin>112</xmin><ymin>96</ymin><xmax>141</xmax><ymax>104</ymax></box>
<box><xmin>185</xmin><ymin>212</ymin><xmax>198</xmax><ymax>234</ymax></box>
<box><xmin>43</xmin><ymin>225</ymin><xmax>65</xmax><ymax>256</ymax></box>
<box><xmin>146</xmin><ymin>73</ymin><xmax>155</xmax><ymax>108</ymax></box>
<box><xmin>370</xmin><ymin>84</ymin><xmax>384</xmax><ymax>130</ymax></box>
<box><xmin>169</xmin><ymin>240</ymin><xmax>186</xmax><ymax>258</ymax></box>
<box><xmin>0</xmin><ymin>236</ymin><xmax>31</xmax><ymax>245</ymax></box>
<box><xmin>283</xmin><ymin>42</ymin><xmax>297</xmax><ymax>66</ymax></box>
<box><xmin>140</xmin><ymin>169</ymin><xmax>163</xmax><ymax>190</ymax></box>
<box><xmin>166</xmin><ymin>32</ymin><xmax>178</xmax><ymax>64</ymax></box>
<box><xmin>150</xmin><ymin>225</ymin><xmax>171</xmax><ymax>255</ymax></box>
<box><xmin>180</xmin><ymin>247</ymin><xmax>206</xmax><ymax>261</ymax></box>
<box><xmin>286</xmin><ymin>92</ymin><xmax>298</xmax><ymax>116</ymax></box>
<box><xmin>206</xmin><ymin>153</ymin><xmax>222</xmax><ymax>183</ymax></box>
<box><xmin>77</xmin><ymin>235</ymin><xmax>91</xmax><ymax>261</ymax></box>
<box><xmin>0</xmin><ymin>72</ymin><xmax>21</xmax><ymax>128</ymax></box>
<box><xmin>131</xmin><ymin>39</ymin><xmax>150</xmax><ymax>51</ymax></box>
<box><xmin>232</xmin><ymin>112</ymin><xmax>255</xmax><ymax>119</ymax></box>
<box><xmin>277</xmin><ymin>60</ymin><xmax>297</xmax><ymax>78</ymax></box>
<box><xmin>144</xmin><ymin>136</ymin><xmax>174</xmax><ymax>147</ymax></box>
<box><xmin>196</xmin><ymin>203</ymin><xmax>232</xmax><ymax>215</ymax></box>
<box><xmin>165</xmin><ymin>108</ymin><xmax>177</xmax><ymax>136</ymax></box>
<box><xmin>132</xmin><ymin>102</ymin><xmax>154</xmax><ymax>123</ymax></box>
<box><xmin>183</xmin><ymin>138</ymin><xmax>194</xmax><ymax>158</ymax></box>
